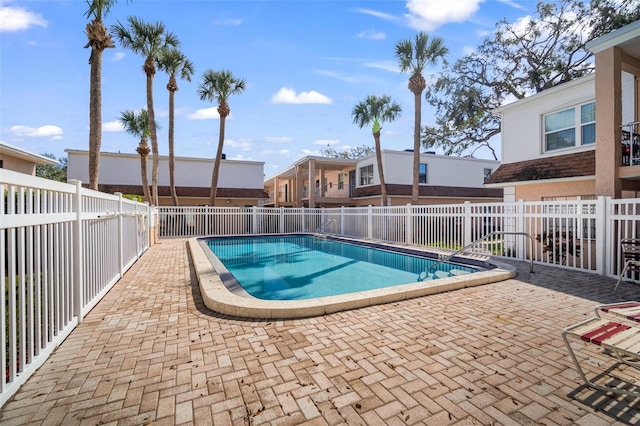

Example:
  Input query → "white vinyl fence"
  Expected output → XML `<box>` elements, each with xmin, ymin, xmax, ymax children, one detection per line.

<box><xmin>1</xmin><ymin>169</ymin><xmax>151</xmax><ymax>406</ymax></box>
<box><xmin>159</xmin><ymin>197</ymin><xmax>639</xmax><ymax>279</ymax></box>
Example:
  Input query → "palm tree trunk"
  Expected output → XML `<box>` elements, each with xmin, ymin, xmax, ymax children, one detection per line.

<box><xmin>139</xmin><ymin>154</ymin><xmax>151</xmax><ymax>204</ymax></box>
<box><xmin>412</xmin><ymin>91</ymin><xmax>422</xmax><ymax>205</ymax></box>
<box><xmin>145</xmin><ymin>67</ymin><xmax>159</xmax><ymax>206</ymax></box>
<box><xmin>88</xmin><ymin>43</ymin><xmax>103</xmax><ymax>191</ymax></box>
<box><xmin>168</xmin><ymin>89</ymin><xmax>178</xmax><ymax>206</ymax></box>
<box><xmin>209</xmin><ymin>117</ymin><xmax>226</xmax><ymax>206</ymax></box>
<box><xmin>374</xmin><ymin>132</ymin><xmax>388</xmax><ymax>206</ymax></box>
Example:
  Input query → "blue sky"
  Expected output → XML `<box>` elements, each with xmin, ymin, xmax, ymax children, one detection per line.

<box><xmin>0</xmin><ymin>0</ymin><xmax>534</xmax><ymax>178</ymax></box>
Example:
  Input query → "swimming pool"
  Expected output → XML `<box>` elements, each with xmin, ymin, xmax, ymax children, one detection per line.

<box><xmin>203</xmin><ymin>235</ymin><xmax>481</xmax><ymax>300</ymax></box>
<box><xmin>189</xmin><ymin>234</ymin><xmax>517</xmax><ymax>319</ymax></box>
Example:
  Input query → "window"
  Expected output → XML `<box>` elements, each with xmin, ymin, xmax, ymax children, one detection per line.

<box><xmin>544</xmin><ymin>101</ymin><xmax>595</xmax><ymax>151</ymax></box>
<box><xmin>580</xmin><ymin>103</ymin><xmax>595</xmax><ymax>145</ymax></box>
<box><xmin>484</xmin><ymin>168</ymin><xmax>492</xmax><ymax>183</ymax></box>
<box><xmin>419</xmin><ymin>163</ymin><xmax>428</xmax><ymax>184</ymax></box>
<box><xmin>360</xmin><ymin>164</ymin><xmax>373</xmax><ymax>185</ymax></box>
<box><xmin>337</xmin><ymin>173</ymin><xmax>344</xmax><ymax>190</ymax></box>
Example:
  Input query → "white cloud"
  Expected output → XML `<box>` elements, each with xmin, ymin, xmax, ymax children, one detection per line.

<box><xmin>173</xmin><ymin>106</ymin><xmax>190</xmax><ymax>116</ymax></box>
<box><xmin>313</xmin><ymin>139</ymin><xmax>340</xmax><ymax>146</ymax></box>
<box><xmin>496</xmin><ymin>0</ymin><xmax>526</xmax><ymax>11</ymax></box>
<box><xmin>266</xmin><ymin>136</ymin><xmax>293</xmax><ymax>143</ymax></box>
<box><xmin>11</xmin><ymin>125</ymin><xmax>62</xmax><ymax>138</ymax></box>
<box><xmin>314</xmin><ymin>70</ymin><xmax>368</xmax><ymax>84</ymax></box>
<box><xmin>229</xmin><ymin>154</ymin><xmax>250</xmax><ymax>160</ymax></box>
<box><xmin>509</xmin><ymin>12</ymin><xmax>589</xmax><ymax>46</ymax></box>
<box><xmin>405</xmin><ymin>0</ymin><xmax>484</xmax><ymax>31</ymax></box>
<box><xmin>354</xmin><ymin>8</ymin><xmax>402</xmax><ymax>24</ymax></box>
<box><xmin>357</xmin><ymin>29</ymin><xmax>386</xmax><ymax>40</ymax></box>
<box><xmin>112</xmin><ymin>52</ymin><xmax>125</xmax><ymax>61</ymax></box>
<box><xmin>363</xmin><ymin>60</ymin><xmax>399</xmax><ymax>73</ymax></box>
<box><xmin>213</xmin><ymin>18</ymin><xmax>243</xmax><ymax>26</ymax></box>
<box><xmin>103</xmin><ymin>120</ymin><xmax>124</xmax><ymax>132</ymax></box>
<box><xmin>226</xmin><ymin>139</ymin><xmax>252</xmax><ymax>151</ymax></box>
<box><xmin>510</xmin><ymin>15</ymin><xmax>533</xmax><ymax>36</ymax></box>
<box><xmin>187</xmin><ymin>107</ymin><xmax>220</xmax><ymax>120</ymax></box>
<box><xmin>300</xmin><ymin>148</ymin><xmax>322</xmax><ymax>156</ymax></box>
<box><xmin>0</xmin><ymin>3</ymin><xmax>47</xmax><ymax>32</ymax></box>
<box><xmin>261</xmin><ymin>149</ymin><xmax>274</xmax><ymax>155</ymax></box>
<box><xmin>271</xmin><ymin>88</ymin><xmax>332</xmax><ymax>105</ymax></box>
<box><xmin>461</xmin><ymin>45</ymin><xmax>475</xmax><ymax>56</ymax></box>
<box><xmin>277</xmin><ymin>149</ymin><xmax>292</xmax><ymax>156</ymax></box>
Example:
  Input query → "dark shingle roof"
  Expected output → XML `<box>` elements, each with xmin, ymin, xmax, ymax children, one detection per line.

<box><xmin>94</xmin><ymin>184</ymin><xmax>269</xmax><ymax>199</ymax></box>
<box><xmin>353</xmin><ymin>184</ymin><xmax>503</xmax><ymax>199</ymax></box>
<box><xmin>484</xmin><ymin>150</ymin><xmax>595</xmax><ymax>185</ymax></box>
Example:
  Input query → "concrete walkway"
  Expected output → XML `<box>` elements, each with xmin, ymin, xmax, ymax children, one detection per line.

<box><xmin>1</xmin><ymin>238</ymin><xmax>639</xmax><ymax>425</ymax></box>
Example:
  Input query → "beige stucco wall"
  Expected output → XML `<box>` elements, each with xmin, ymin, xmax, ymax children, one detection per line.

<box><xmin>514</xmin><ymin>179</ymin><xmax>596</xmax><ymax>201</ymax></box>
<box><xmin>594</xmin><ymin>47</ymin><xmax>623</xmax><ymax>198</ymax></box>
<box><xmin>0</xmin><ymin>155</ymin><xmax>36</xmax><ymax>175</ymax></box>
<box><xmin>273</xmin><ymin>169</ymin><xmax>353</xmax><ymax>203</ymax></box>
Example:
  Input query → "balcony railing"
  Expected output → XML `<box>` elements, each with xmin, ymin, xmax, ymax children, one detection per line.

<box><xmin>621</xmin><ymin>121</ymin><xmax>640</xmax><ymax>166</ymax></box>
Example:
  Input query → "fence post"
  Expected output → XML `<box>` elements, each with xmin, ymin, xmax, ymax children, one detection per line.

<box><xmin>517</xmin><ymin>199</ymin><xmax>526</xmax><ymax>261</ymax></box>
<box><xmin>279</xmin><ymin>206</ymin><xmax>285</xmax><ymax>233</ymax></box>
<box><xmin>252</xmin><ymin>206</ymin><xmax>258</xmax><ymax>234</ymax></box>
<box><xmin>302</xmin><ymin>206</ymin><xmax>306</xmax><ymax>232</ymax></box>
<box><xmin>367</xmin><ymin>205</ymin><xmax>373</xmax><ymax>239</ymax></box>
<box><xmin>340</xmin><ymin>206</ymin><xmax>345</xmax><ymax>235</ymax></box>
<box><xmin>463</xmin><ymin>202</ymin><xmax>472</xmax><ymax>247</ymax></box>
<box><xmin>146</xmin><ymin>204</ymin><xmax>152</xmax><ymax>249</ymax></box>
<box><xmin>596</xmin><ymin>196</ymin><xmax>608</xmax><ymax>276</ymax></box>
<box><xmin>406</xmin><ymin>204</ymin><xmax>413</xmax><ymax>245</ymax></box>
<box><xmin>115</xmin><ymin>193</ymin><xmax>125</xmax><ymax>275</ymax></box>
<box><xmin>69</xmin><ymin>179</ymin><xmax>84</xmax><ymax>323</ymax></box>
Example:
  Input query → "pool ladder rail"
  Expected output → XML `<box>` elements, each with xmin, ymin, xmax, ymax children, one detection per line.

<box><xmin>417</xmin><ymin>231</ymin><xmax>534</xmax><ymax>282</ymax></box>
<box><xmin>315</xmin><ymin>219</ymin><xmax>337</xmax><ymax>235</ymax></box>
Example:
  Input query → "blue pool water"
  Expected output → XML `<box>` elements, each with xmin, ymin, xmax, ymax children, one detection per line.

<box><xmin>204</xmin><ymin>235</ymin><xmax>480</xmax><ymax>301</ymax></box>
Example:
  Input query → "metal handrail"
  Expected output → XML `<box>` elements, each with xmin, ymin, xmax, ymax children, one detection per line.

<box><xmin>315</xmin><ymin>218</ymin><xmax>336</xmax><ymax>234</ymax></box>
<box><xmin>421</xmin><ymin>231</ymin><xmax>534</xmax><ymax>280</ymax></box>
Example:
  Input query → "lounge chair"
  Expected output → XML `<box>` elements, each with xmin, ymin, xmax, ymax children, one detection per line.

<box><xmin>595</xmin><ymin>301</ymin><xmax>640</xmax><ymax>322</ymax></box>
<box><xmin>615</xmin><ymin>238</ymin><xmax>640</xmax><ymax>291</ymax></box>
<box><xmin>562</xmin><ymin>311</ymin><xmax>640</xmax><ymax>397</ymax></box>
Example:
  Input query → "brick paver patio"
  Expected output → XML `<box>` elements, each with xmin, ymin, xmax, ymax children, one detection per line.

<box><xmin>1</xmin><ymin>238</ymin><xmax>639</xmax><ymax>425</ymax></box>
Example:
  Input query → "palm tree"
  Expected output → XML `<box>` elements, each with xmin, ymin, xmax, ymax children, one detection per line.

<box><xmin>197</xmin><ymin>69</ymin><xmax>247</xmax><ymax>206</ymax></box>
<box><xmin>84</xmin><ymin>0</ymin><xmax>118</xmax><ymax>190</ymax></box>
<box><xmin>352</xmin><ymin>95</ymin><xmax>402</xmax><ymax>206</ymax></box>
<box><xmin>395</xmin><ymin>32</ymin><xmax>448</xmax><ymax>205</ymax></box>
<box><xmin>157</xmin><ymin>48</ymin><xmax>194</xmax><ymax>206</ymax></box>
<box><xmin>112</xmin><ymin>16</ymin><xmax>179</xmax><ymax>205</ymax></box>
<box><xmin>119</xmin><ymin>109</ymin><xmax>154</xmax><ymax>204</ymax></box>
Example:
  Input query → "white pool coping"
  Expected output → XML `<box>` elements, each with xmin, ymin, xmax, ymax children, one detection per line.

<box><xmin>188</xmin><ymin>237</ymin><xmax>518</xmax><ymax>319</ymax></box>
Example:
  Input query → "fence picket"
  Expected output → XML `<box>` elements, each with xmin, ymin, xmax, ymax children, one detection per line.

<box><xmin>0</xmin><ymin>169</ymin><xmax>150</xmax><ymax>407</ymax></box>
<box><xmin>157</xmin><ymin>199</ymin><xmax>636</xmax><ymax>278</ymax></box>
